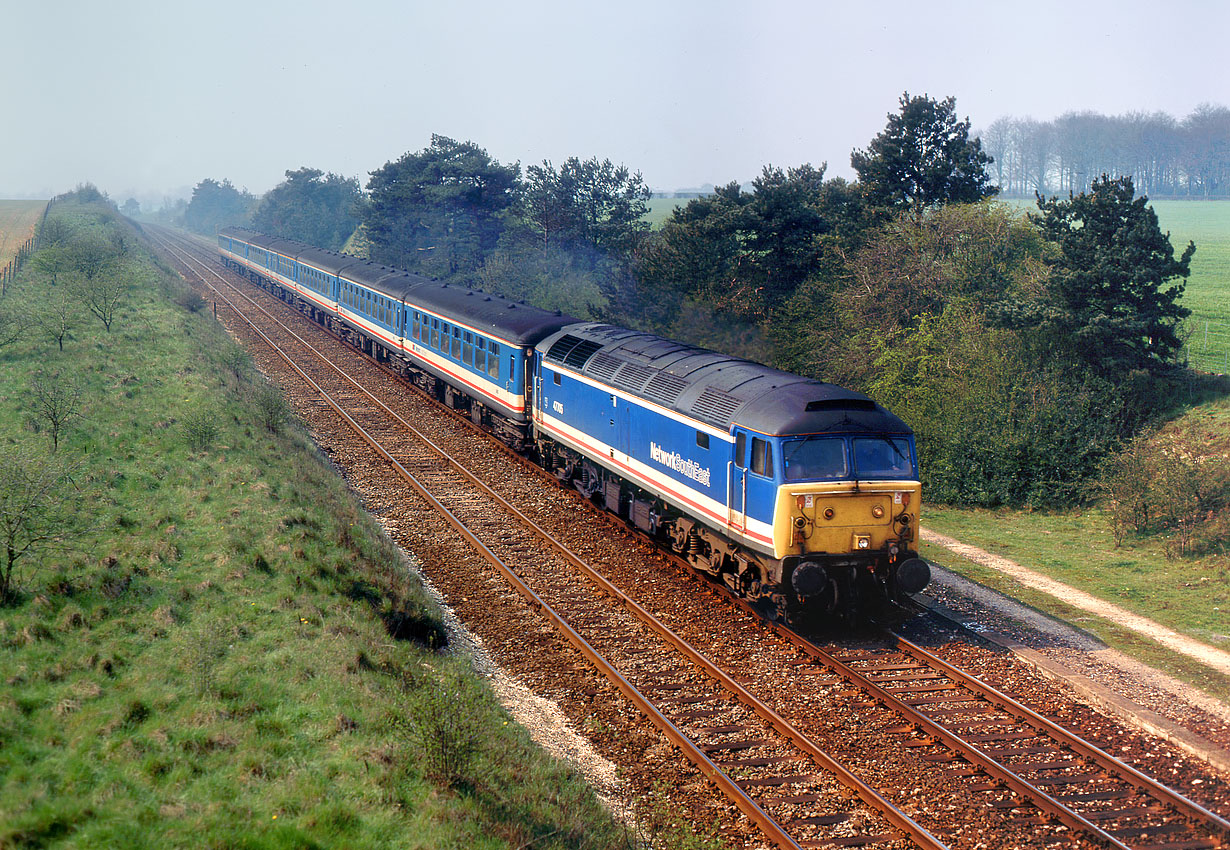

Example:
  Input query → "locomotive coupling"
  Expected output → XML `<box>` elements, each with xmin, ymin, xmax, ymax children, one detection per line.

<box><xmin>790</xmin><ymin>559</ymin><xmax>829</xmax><ymax>599</ymax></box>
<box><xmin>895</xmin><ymin>557</ymin><xmax>930</xmax><ymax>595</ymax></box>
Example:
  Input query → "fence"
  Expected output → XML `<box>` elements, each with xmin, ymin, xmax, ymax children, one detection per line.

<box><xmin>0</xmin><ymin>233</ymin><xmax>36</xmax><ymax>292</ymax></box>
<box><xmin>0</xmin><ymin>200</ymin><xmax>52</xmax><ymax>296</ymax></box>
<box><xmin>1185</xmin><ymin>320</ymin><xmax>1230</xmax><ymax>375</ymax></box>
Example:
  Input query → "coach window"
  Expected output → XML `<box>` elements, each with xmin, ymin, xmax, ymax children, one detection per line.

<box><xmin>734</xmin><ymin>433</ymin><xmax>747</xmax><ymax>469</ymax></box>
<box><xmin>487</xmin><ymin>343</ymin><xmax>500</xmax><ymax>379</ymax></box>
<box><xmin>463</xmin><ymin>332</ymin><xmax>473</xmax><ymax>366</ymax></box>
<box><xmin>696</xmin><ymin>431</ymin><xmax>709</xmax><ymax>450</ymax></box>
<box><xmin>411</xmin><ymin>312</ymin><xmax>420</xmax><ymax>341</ymax></box>
<box><xmin>451</xmin><ymin>327</ymin><xmax>461</xmax><ymax>359</ymax></box>
<box><xmin>431</xmin><ymin>319</ymin><xmax>439</xmax><ymax>349</ymax></box>
<box><xmin>751</xmin><ymin>437</ymin><xmax>773</xmax><ymax>478</ymax></box>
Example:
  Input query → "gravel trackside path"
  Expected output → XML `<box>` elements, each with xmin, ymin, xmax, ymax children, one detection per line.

<box><xmin>921</xmin><ymin>527</ymin><xmax>1230</xmax><ymax>677</ymax></box>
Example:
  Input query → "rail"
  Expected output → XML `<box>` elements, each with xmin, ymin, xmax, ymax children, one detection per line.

<box><xmin>149</xmin><ymin>227</ymin><xmax>947</xmax><ymax>850</ymax></box>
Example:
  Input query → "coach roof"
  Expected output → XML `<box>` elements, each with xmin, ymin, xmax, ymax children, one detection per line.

<box><xmin>409</xmin><ymin>281</ymin><xmax>578</xmax><ymax>345</ymax></box>
<box><xmin>538</xmin><ymin>323</ymin><xmax>912</xmax><ymax>437</ymax></box>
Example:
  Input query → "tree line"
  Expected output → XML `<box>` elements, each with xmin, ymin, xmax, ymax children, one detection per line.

<box><xmin>161</xmin><ymin>93</ymin><xmax>1225</xmax><ymax>548</ymax></box>
<box><xmin>981</xmin><ymin>103</ymin><xmax>1230</xmax><ymax>197</ymax></box>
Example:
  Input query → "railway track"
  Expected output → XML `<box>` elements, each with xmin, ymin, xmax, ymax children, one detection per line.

<box><xmin>148</xmin><ymin>227</ymin><xmax>1230</xmax><ymax>850</ymax></box>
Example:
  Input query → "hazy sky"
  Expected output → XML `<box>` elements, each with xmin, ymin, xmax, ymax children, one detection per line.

<box><xmin>3</xmin><ymin>0</ymin><xmax>1227</xmax><ymax>204</ymax></box>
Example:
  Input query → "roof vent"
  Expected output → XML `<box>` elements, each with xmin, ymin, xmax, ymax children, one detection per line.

<box><xmin>806</xmin><ymin>399</ymin><xmax>877</xmax><ymax>412</ymax></box>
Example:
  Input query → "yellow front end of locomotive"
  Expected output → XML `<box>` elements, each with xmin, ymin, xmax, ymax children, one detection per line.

<box><xmin>772</xmin><ymin>482</ymin><xmax>921</xmax><ymax>561</ymax></box>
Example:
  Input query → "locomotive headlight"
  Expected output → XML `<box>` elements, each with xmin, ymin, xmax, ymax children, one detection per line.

<box><xmin>871</xmin><ymin>505</ymin><xmax>885</xmax><ymax>518</ymax></box>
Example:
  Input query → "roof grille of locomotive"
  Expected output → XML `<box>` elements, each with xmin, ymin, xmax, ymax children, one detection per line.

<box><xmin>586</xmin><ymin>353</ymin><xmax>622</xmax><ymax>381</ymax></box>
<box><xmin>612</xmin><ymin>362</ymin><xmax>654</xmax><ymax>393</ymax></box>
<box><xmin>643</xmin><ymin>372</ymin><xmax>689</xmax><ymax>406</ymax></box>
<box><xmin>692</xmin><ymin>387</ymin><xmax>743</xmax><ymax>427</ymax></box>
<box><xmin>545</xmin><ymin>335</ymin><xmax>603</xmax><ymax>369</ymax></box>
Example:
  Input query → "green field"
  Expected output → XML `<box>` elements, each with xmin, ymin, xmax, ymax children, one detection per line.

<box><xmin>1150</xmin><ymin>201</ymin><xmax>1230</xmax><ymax>372</ymax></box>
<box><xmin>0</xmin><ymin>199</ymin><xmax>47</xmax><ymax>268</ymax></box>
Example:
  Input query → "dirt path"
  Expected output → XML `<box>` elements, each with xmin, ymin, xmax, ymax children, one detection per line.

<box><xmin>921</xmin><ymin>527</ymin><xmax>1230</xmax><ymax>676</ymax></box>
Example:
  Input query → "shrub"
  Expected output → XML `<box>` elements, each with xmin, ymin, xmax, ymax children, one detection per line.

<box><xmin>392</xmin><ymin>669</ymin><xmax>488</xmax><ymax>789</ymax></box>
<box><xmin>1101</xmin><ymin>434</ymin><xmax>1230</xmax><ymax>555</ymax></box>
<box><xmin>252</xmin><ymin>384</ymin><xmax>289</xmax><ymax>434</ymax></box>
<box><xmin>182</xmin><ymin>408</ymin><xmax>219</xmax><ymax>452</ymax></box>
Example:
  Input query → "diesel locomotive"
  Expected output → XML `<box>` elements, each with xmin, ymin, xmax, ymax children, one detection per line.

<box><xmin>218</xmin><ymin>226</ymin><xmax>929</xmax><ymax>624</ymax></box>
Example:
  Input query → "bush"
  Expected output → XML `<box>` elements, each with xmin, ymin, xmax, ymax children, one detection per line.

<box><xmin>1102</xmin><ymin>434</ymin><xmax>1230</xmax><ymax>555</ymax></box>
<box><xmin>251</xmin><ymin>384</ymin><xmax>289</xmax><ymax>434</ymax></box>
<box><xmin>866</xmin><ymin>307</ymin><xmax>1125</xmax><ymax>507</ymax></box>
<box><xmin>392</xmin><ymin>669</ymin><xmax>488</xmax><ymax>789</ymax></box>
<box><xmin>182</xmin><ymin>408</ymin><xmax>219</xmax><ymax>452</ymax></box>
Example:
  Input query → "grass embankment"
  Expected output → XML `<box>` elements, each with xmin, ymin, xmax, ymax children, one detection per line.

<box><xmin>0</xmin><ymin>197</ymin><xmax>645</xmax><ymax>848</ymax></box>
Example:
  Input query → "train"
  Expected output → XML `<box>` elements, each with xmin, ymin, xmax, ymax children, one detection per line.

<box><xmin>218</xmin><ymin>226</ymin><xmax>930</xmax><ymax>625</ymax></box>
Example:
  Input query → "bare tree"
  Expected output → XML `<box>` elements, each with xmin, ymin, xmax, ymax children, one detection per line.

<box><xmin>75</xmin><ymin>271</ymin><xmax>129</xmax><ymax>332</ymax></box>
<box><xmin>36</xmin><ymin>284</ymin><xmax>82</xmax><ymax>351</ymax></box>
<box><xmin>0</xmin><ymin>445</ymin><xmax>78</xmax><ymax>604</ymax></box>
<box><xmin>28</xmin><ymin>371</ymin><xmax>83</xmax><ymax>450</ymax></box>
<box><xmin>0</xmin><ymin>307</ymin><xmax>26</xmax><ymax>351</ymax></box>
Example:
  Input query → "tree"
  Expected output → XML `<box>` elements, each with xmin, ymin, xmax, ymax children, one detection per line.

<box><xmin>66</xmin><ymin>233</ymin><xmax>116</xmax><ymax>281</ymax></box>
<box><xmin>1181</xmin><ymin>103</ymin><xmax>1230</xmax><ymax>197</ymax></box>
<box><xmin>0</xmin><ymin>306</ymin><xmax>26</xmax><ymax>351</ymax></box>
<box><xmin>27</xmin><ymin>372</ymin><xmax>82</xmax><ymax>451</ymax></box>
<box><xmin>633</xmin><ymin>166</ymin><xmax>858</xmax><ymax>324</ymax></box>
<box><xmin>364</xmin><ymin>136</ymin><xmax>520</xmax><ymax>279</ymax></box>
<box><xmin>250</xmin><ymin>167</ymin><xmax>363</xmax><ymax>251</ymax></box>
<box><xmin>35</xmin><ymin>284</ymin><xmax>81</xmax><ymax>351</ymax></box>
<box><xmin>852</xmin><ymin>92</ymin><xmax>997</xmax><ymax>217</ymax></box>
<box><xmin>1008</xmin><ymin>175</ymin><xmax>1193</xmax><ymax>378</ymax></box>
<box><xmin>75</xmin><ymin>268</ymin><xmax>130</xmax><ymax>332</ymax></box>
<box><xmin>0</xmin><ymin>445</ymin><xmax>78</xmax><ymax>605</ymax></box>
<box><xmin>120</xmin><ymin>198</ymin><xmax>141</xmax><ymax>217</ymax></box>
<box><xmin>521</xmin><ymin>157</ymin><xmax>650</xmax><ymax>263</ymax></box>
<box><xmin>183</xmin><ymin>178</ymin><xmax>255</xmax><ymax>235</ymax></box>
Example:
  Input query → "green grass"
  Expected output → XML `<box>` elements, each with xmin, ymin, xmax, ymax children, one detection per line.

<box><xmin>1150</xmin><ymin>200</ymin><xmax>1230</xmax><ymax>373</ymax></box>
<box><xmin>644</xmin><ymin>198</ymin><xmax>684</xmax><ymax>229</ymax></box>
<box><xmin>922</xmin><ymin>487</ymin><xmax>1230</xmax><ymax>702</ymax></box>
<box><xmin>0</xmin><ymin>197</ymin><xmax>662</xmax><ymax>849</ymax></box>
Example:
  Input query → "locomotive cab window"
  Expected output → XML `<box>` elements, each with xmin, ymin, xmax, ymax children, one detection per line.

<box><xmin>852</xmin><ymin>437</ymin><xmax>914</xmax><ymax>478</ymax></box>
<box><xmin>553</xmin><ymin>371</ymin><xmax>561</xmax><ymax>386</ymax></box>
<box><xmin>696</xmin><ymin>431</ymin><xmax>709</xmax><ymax>450</ymax></box>
<box><xmin>783</xmin><ymin>437</ymin><xmax>847</xmax><ymax>481</ymax></box>
<box><xmin>750</xmin><ymin>437</ymin><xmax>773</xmax><ymax>478</ymax></box>
<box><xmin>734</xmin><ymin>432</ymin><xmax>747</xmax><ymax>469</ymax></box>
